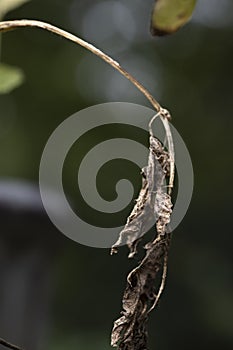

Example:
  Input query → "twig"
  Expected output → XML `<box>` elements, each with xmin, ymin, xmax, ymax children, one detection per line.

<box><xmin>0</xmin><ymin>337</ymin><xmax>23</xmax><ymax>350</ymax></box>
<box><xmin>0</xmin><ymin>18</ymin><xmax>175</xmax><ymax>350</ymax></box>
<box><xmin>148</xmin><ymin>251</ymin><xmax>168</xmax><ymax>313</ymax></box>
<box><xmin>0</xmin><ymin>19</ymin><xmax>162</xmax><ymax>112</ymax></box>
<box><xmin>149</xmin><ymin>108</ymin><xmax>175</xmax><ymax>194</ymax></box>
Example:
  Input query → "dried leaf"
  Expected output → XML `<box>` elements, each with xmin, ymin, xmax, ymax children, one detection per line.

<box><xmin>111</xmin><ymin>234</ymin><xmax>171</xmax><ymax>349</ymax></box>
<box><xmin>111</xmin><ymin>136</ymin><xmax>170</xmax><ymax>258</ymax></box>
<box><xmin>111</xmin><ymin>110</ymin><xmax>174</xmax><ymax>349</ymax></box>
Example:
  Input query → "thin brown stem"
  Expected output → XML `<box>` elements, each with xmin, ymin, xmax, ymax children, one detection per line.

<box><xmin>149</xmin><ymin>108</ymin><xmax>175</xmax><ymax>194</ymax></box>
<box><xmin>0</xmin><ymin>19</ymin><xmax>161</xmax><ymax>112</ymax></box>
<box><xmin>148</xmin><ymin>251</ymin><xmax>168</xmax><ymax>313</ymax></box>
<box><xmin>0</xmin><ymin>337</ymin><xmax>23</xmax><ymax>350</ymax></box>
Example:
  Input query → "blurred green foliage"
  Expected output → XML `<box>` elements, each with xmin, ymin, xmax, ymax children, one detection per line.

<box><xmin>0</xmin><ymin>63</ymin><xmax>24</xmax><ymax>94</ymax></box>
<box><xmin>0</xmin><ymin>1</ymin><xmax>232</xmax><ymax>350</ymax></box>
<box><xmin>0</xmin><ymin>0</ymin><xmax>30</xmax><ymax>94</ymax></box>
<box><xmin>0</xmin><ymin>0</ymin><xmax>30</xmax><ymax>19</ymax></box>
<box><xmin>151</xmin><ymin>0</ymin><xmax>197</xmax><ymax>35</ymax></box>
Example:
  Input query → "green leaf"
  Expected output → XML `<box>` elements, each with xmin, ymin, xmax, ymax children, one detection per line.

<box><xmin>151</xmin><ymin>0</ymin><xmax>197</xmax><ymax>36</ymax></box>
<box><xmin>0</xmin><ymin>62</ymin><xmax>24</xmax><ymax>94</ymax></box>
<box><xmin>0</xmin><ymin>0</ymin><xmax>30</xmax><ymax>19</ymax></box>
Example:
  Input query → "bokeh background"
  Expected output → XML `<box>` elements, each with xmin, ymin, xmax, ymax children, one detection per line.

<box><xmin>0</xmin><ymin>0</ymin><xmax>233</xmax><ymax>349</ymax></box>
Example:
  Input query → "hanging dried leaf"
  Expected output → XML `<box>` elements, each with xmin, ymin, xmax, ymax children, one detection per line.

<box><xmin>111</xmin><ymin>110</ymin><xmax>175</xmax><ymax>349</ymax></box>
<box><xmin>111</xmin><ymin>135</ymin><xmax>170</xmax><ymax>258</ymax></box>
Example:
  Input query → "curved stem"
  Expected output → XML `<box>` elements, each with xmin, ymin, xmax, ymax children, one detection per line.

<box><xmin>148</xmin><ymin>252</ymin><xmax>168</xmax><ymax>313</ymax></box>
<box><xmin>0</xmin><ymin>19</ymin><xmax>161</xmax><ymax>112</ymax></box>
<box><xmin>0</xmin><ymin>337</ymin><xmax>22</xmax><ymax>350</ymax></box>
<box><xmin>149</xmin><ymin>108</ymin><xmax>175</xmax><ymax>194</ymax></box>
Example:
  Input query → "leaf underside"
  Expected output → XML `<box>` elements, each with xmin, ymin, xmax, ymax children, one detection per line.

<box><xmin>111</xmin><ymin>131</ymin><xmax>173</xmax><ymax>349</ymax></box>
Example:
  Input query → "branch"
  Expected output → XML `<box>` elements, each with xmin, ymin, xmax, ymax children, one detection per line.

<box><xmin>0</xmin><ymin>19</ymin><xmax>161</xmax><ymax>112</ymax></box>
<box><xmin>0</xmin><ymin>19</ymin><xmax>175</xmax><ymax>350</ymax></box>
<box><xmin>0</xmin><ymin>337</ymin><xmax>23</xmax><ymax>350</ymax></box>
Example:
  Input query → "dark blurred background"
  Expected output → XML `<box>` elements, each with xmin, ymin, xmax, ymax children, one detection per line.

<box><xmin>0</xmin><ymin>0</ymin><xmax>233</xmax><ymax>349</ymax></box>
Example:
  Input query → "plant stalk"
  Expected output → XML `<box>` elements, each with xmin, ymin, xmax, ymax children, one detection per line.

<box><xmin>0</xmin><ymin>19</ymin><xmax>162</xmax><ymax>112</ymax></box>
